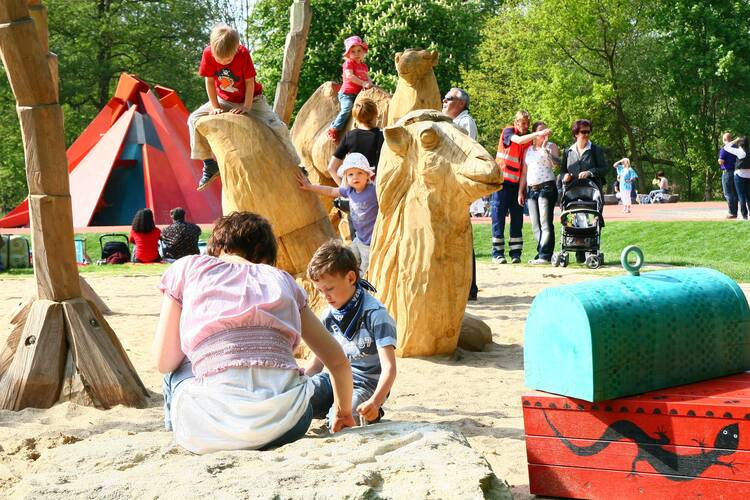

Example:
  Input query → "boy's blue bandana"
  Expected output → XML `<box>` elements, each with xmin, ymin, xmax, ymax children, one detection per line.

<box><xmin>330</xmin><ymin>280</ymin><xmax>376</xmax><ymax>341</ymax></box>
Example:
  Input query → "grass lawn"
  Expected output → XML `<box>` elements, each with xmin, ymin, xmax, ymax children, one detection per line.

<box><xmin>473</xmin><ymin>220</ymin><xmax>750</xmax><ymax>282</ymax></box>
<box><xmin>4</xmin><ymin>224</ymin><xmax>749</xmax><ymax>282</ymax></box>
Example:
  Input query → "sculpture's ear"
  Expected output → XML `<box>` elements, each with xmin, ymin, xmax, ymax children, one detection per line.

<box><xmin>384</xmin><ymin>125</ymin><xmax>409</xmax><ymax>157</ymax></box>
<box><xmin>419</xmin><ymin>126</ymin><xmax>441</xmax><ymax>151</ymax></box>
<box><xmin>395</xmin><ymin>52</ymin><xmax>402</xmax><ymax>65</ymax></box>
<box><xmin>425</xmin><ymin>50</ymin><xmax>439</xmax><ymax>67</ymax></box>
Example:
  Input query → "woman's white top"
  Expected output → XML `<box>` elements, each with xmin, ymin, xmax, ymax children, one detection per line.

<box><xmin>725</xmin><ymin>144</ymin><xmax>750</xmax><ymax>178</ymax></box>
<box><xmin>525</xmin><ymin>145</ymin><xmax>556</xmax><ymax>185</ymax></box>
<box><xmin>172</xmin><ymin>366</ymin><xmax>312</xmax><ymax>454</ymax></box>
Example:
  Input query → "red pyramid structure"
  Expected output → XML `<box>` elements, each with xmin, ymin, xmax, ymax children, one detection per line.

<box><xmin>0</xmin><ymin>73</ymin><xmax>222</xmax><ymax>227</ymax></box>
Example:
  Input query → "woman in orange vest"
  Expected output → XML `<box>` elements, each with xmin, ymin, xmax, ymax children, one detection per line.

<box><xmin>491</xmin><ymin>111</ymin><xmax>551</xmax><ymax>263</ymax></box>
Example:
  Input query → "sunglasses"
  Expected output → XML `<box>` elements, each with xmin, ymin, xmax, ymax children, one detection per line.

<box><xmin>442</xmin><ymin>96</ymin><xmax>458</xmax><ymax>102</ymax></box>
<box><xmin>579</xmin><ymin>129</ymin><xmax>592</xmax><ymax>135</ymax></box>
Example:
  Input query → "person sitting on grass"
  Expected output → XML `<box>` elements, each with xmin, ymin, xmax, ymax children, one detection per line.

<box><xmin>160</xmin><ymin>207</ymin><xmax>201</xmax><ymax>262</ymax></box>
<box><xmin>296</xmin><ymin>153</ymin><xmax>377</xmax><ymax>275</ymax></box>
<box><xmin>129</xmin><ymin>208</ymin><xmax>161</xmax><ymax>263</ymax></box>
<box><xmin>154</xmin><ymin>212</ymin><xmax>355</xmax><ymax>454</ymax></box>
<box><xmin>305</xmin><ymin>240</ymin><xmax>397</xmax><ymax>427</ymax></box>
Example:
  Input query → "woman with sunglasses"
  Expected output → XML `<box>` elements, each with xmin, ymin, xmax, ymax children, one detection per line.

<box><xmin>560</xmin><ymin>119</ymin><xmax>609</xmax><ymax>262</ymax></box>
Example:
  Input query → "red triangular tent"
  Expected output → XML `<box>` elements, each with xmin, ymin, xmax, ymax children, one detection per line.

<box><xmin>0</xmin><ymin>73</ymin><xmax>222</xmax><ymax>227</ymax></box>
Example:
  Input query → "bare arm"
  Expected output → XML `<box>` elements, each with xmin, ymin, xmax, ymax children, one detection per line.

<box><xmin>296</xmin><ymin>171</ymin><xmax>341</xmax><ymax>198</ymax></box>
<box><xmin>518</xmin><ymin>155</ymin><xmax>528</xmax><ymax>206</ymax></box>
<box><xmin>327</xmin><ymin>157</ymin><xmax>344</xmax><ymax>186</ymax></box>
<box><xmin>300</xmin><ymin>306</ymin><xmax>355</xmax><ymax>432</ymax></box>
<box><xmin>356</xmin><ymin>346</ymin><xmax>397</xmax><ymax>421</ymax></box>
<box><xmin>205</xmin><ymin>77</ymin><xmax>222</xmax><ymax>112</ymax></box>
<box><xmin>548</xmin><ymin>142</ymin><xmax>560</xmax><ymax>166</ymax></box>
<box><xmin>511</xmin><ymin>128</ymin><xmax>550</xmax><ymax>145</ymax></box>
<box><xmin>344</xmin><ymin>69</ymin><xmax>371</xmax><ymax>88</ymax></box>
<box><xmin>723</xmin><ymin>144</ymin><xmax>747</xmax><ymax>160</ymax></box>
<box><xmin>152</xmin><ymin>294</ymin><xmax>185</xmax><ymax>373</ymax></box>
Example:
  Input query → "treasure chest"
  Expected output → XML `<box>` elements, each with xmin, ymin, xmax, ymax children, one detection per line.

<box><xmin>523</xmin><ymin>373</ymin><xmax>750</xmax><ymax>499</ymax></box>
<box><xmin>524</xmin><ymin>262</ymin><xmax>750</xmax><ymax>402</ymax></box>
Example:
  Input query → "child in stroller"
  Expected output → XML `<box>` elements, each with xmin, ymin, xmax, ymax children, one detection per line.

<box><xmin>551</xmin><ymin>178</ymin><xmax>604</xmax><ymax>269</ymax></box>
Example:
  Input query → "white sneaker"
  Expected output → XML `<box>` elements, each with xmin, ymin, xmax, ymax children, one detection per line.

<box><xmin>528</xmin><ymin>258</ymin><xmax>550</xmax><ymax>265</ymax></box>
<box><xmin>492</xmin><ymin>256</ymin><xmax>507</xmax><ymax>264</ymax></box>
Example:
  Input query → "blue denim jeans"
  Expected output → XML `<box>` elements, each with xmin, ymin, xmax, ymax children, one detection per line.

<box><xmin>722</xmin><ymin>170</ymin><xmax>738</xmax><ymax>216</ymax></box>
<box><xmin>490</xmin><ymin>181</ymin><xmax>523</xmax><ymax>259</ymax></box>
<box><xmin>309</xmin><ymin>372</ymin><xmax>376</xmax><ymax>426</ymax></box>
<box><xmin>526</xmin><ymin>184</ymin><xmax>558</xmax><ymax>260</ymax></box>
<box><xmin>162</xmin><ymin>358</ymin><xmax>313</xmax><ymax>449</ymax></box>
<box><xmin>331</xmin><ymin>92</ymin><xmax>357</xmax><ymax>130</ymax></box>
<box><xmin>734</xmin><ymin>175</ymin><xmax>750</xmax><ymax>219</ymax></box>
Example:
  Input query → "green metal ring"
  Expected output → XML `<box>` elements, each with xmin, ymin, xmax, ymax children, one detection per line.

<box><xmin>621</xmin><ymin>245</ymin><xmax>644</xmax><ymax>276</ymax></box>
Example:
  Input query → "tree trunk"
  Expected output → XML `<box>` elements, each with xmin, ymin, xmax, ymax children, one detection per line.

<box><xmin>273</xmin><ymin>0</ymin><xmax>311</xmax><ymax>124</ymax></box>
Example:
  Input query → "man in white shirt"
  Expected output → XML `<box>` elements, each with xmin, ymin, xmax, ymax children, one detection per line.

<box><xmin>442</xmin><ymin>87</ymin><xmax>480</xmax><ymax>300</ymax></box>
<box><xmin>442</xmin><ymin>87</ymin><xmax>478</xmax><ymax>140</ymax></box>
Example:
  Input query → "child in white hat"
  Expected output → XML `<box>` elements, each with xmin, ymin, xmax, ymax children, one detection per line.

<box><xmin>327</xmin><ymin>35</ymin><xmax>373</xmax><ymax>143</ymax></box>
<box><xmin>296</xmin><ymin>152</ymin><xmax>377</xmax><ymax>274</ymax></box>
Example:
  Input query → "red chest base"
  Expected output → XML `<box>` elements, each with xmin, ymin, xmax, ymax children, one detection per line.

<box><xmin>523</xmin><ymin>373</ymin><xmax>750</xmax><ymax>499</ymax></box>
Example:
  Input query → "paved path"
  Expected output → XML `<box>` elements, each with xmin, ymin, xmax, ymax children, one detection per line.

<box><xmin>473</xmin><ymin>201</ymin><xmax>735</xmax><ymax>224</ymax></box>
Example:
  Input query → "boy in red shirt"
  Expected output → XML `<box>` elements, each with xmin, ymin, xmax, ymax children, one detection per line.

<box><xmin>188</xmin><ymin>25</ymin><xmax>300</xmax><ymax>190</ymax></box>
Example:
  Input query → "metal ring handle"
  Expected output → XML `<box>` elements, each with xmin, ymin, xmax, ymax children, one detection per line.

<box><xmin>620</xmin><ymin>245</ymin><xmax>644</xmax><ymax>276</ymax></box>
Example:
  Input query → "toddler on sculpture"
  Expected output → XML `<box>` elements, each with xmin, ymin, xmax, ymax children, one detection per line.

<box><xmin>305</xmin><ymin>240</ymin><xmax>397</xmax><ymax>426</ymax></box>
<box><xmin>296</xmin><ymin>153</ymin><xmax>378</xmax><ymax>275</ymax></box>
<box><xmin>188</xmin><ymin>25</ymin><xmax>299</xmax><ymax>191</ymax></box>
<box><xmin>327</xmin><ymin>35</ymin><xmax>374</xmax><ymax>143</ymax></box>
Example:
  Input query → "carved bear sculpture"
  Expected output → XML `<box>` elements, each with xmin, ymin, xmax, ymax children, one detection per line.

<box><xmin>369</xmin><ymin>110</ymin><xmax>504</xmax><ymax>357</ymax></box>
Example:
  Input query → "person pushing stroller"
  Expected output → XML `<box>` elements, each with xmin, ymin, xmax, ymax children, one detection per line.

<box><xmin>559</xmin><ymin>119</ymin><xmax>608</xmax><ymax>264</ymax></box>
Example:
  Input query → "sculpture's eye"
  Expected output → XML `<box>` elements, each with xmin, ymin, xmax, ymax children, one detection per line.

<box><xmin>724</xmin><ymin>430</ymin><xmax>728</xmax><ymax>435</ymax></box>
<box><xmin>734</xmin><ymin>434</ymin><xmax>738</xmax><ymax>439</ymax></box>
<box><xmin>420</xmin><ymin>128</ymin><xmax>440</xmax><ymax>150</ymax></box>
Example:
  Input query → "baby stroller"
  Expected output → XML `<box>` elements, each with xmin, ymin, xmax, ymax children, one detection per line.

<box><xmin>551</xmin><ymin>178</ymin><xmax>604</xmax><ymax>269</ymax></box>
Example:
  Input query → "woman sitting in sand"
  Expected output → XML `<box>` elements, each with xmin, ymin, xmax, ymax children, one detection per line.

<box><xmin>153</xmin><ymin>211</ymin><xmax>355</xmax><ymax>454</ymax></box>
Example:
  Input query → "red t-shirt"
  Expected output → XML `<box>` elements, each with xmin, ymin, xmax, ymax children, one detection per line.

<box><xmin>340</xmin><ymin>59</ymin><xmax>369</xmax><ymax>95</ymax></box>
<box><xmin>129</xmin><ymin>228</ymin><xmax>161</xmax><ymax>263</ymax></box>
<box><xmin>198</xmin><ymin>45</ymin><xmax>262</xmax><ymax>103</ymax></box>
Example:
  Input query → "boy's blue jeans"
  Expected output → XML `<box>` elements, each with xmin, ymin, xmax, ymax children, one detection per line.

<box><xmin>162</xmin><ymin>358</ymin><xmax>313</xmax><ymax>450</ymax></box>
<box><xmin>309</xmin><ymin>372</ymin><xmax>375</xmax><ymax>425</ymax></box>
<box><xmin>331</xmin><ymin>92</ymin><xmax>357</xmax><ymax>130</ymax></box>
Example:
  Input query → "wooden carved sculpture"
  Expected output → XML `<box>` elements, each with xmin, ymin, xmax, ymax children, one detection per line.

<box><xmin>291</xmin><ymin>48</ymin><xmax>442</xmax><ymax>187</ymax></box>
<box><xmin>386</xmin><ymin>49</ymin><xmax>441</xmax><ymax>125</ymax></box>
<box><xmin>0</xmin><ymin>0</ymin><xmax>147</xmax><ymax>410</ymax></box>
<box><xmin>195</xmin><ymin>113</ymin><xmax>336</xmax><ymax>278</ymax></box>
<box><xmin>369</xmin><ymin>110</ymin><xmax>503</xmax><ymax>357</ymax></box>
<box><xmin>273</xmin><ymin>0</ymin><xmax>311</xmax><ymax>124</ymax></box>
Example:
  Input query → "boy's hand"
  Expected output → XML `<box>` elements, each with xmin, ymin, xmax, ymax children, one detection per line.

<box><xmin>356</xmin><ymin>398</ymin><xmax>381</xmax><ymax>422</ymax></box>
<box><xmin>230</xmin><ymin>105</ymin><xmax>250</xmax><ymax>115</ymax></box>
<box><xmin>295</xmin><ymin>170</ymin><xmax>311</xmax><ymax>190</ymax></box>
<box><xmin>210</xmin><ymin>107</ymin><xmax>224</xmax><ymax>115</ymax></box>
<box><xmin>363</xmin><ymin>81</ymin><xmax>373</xmax><ymax>90</ymax></box>
<box><xmin>331</xmin><ymin>413</ymin><xmax>356</xmax><ymax>433</ymax></box>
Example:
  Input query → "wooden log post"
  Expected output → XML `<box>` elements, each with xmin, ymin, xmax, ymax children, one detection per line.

<box><xmin>272</xmin><ymin>0</ymin><xmax>311</xmax><ymax>124</ymax></box>
<box><xmin>0</xmin><ymin>0</ymin><xmax>147</xmax><ymax>410</ymax></box>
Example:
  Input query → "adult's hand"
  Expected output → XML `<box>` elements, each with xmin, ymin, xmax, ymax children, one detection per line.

<box><xmin>562</xmin><ymin>173</ymin><xmax>573</xmax><ymax>183</ymax></box>
<box><xmin>518</xmin><ymin>191</ymin><xmax>526</xmax><ymax>206</ymax></box>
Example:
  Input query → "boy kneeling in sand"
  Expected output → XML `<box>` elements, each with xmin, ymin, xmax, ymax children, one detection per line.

<box><xmin>305</xmin><ymin>240</ymin><xmax>397</xmax><ymax>426</ymax></box>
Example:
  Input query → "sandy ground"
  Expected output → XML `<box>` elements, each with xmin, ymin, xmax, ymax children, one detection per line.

<box><xmin>1</xmin><ymin>262</ymin><xmax>745</xmax><ymax>497</ymax></box>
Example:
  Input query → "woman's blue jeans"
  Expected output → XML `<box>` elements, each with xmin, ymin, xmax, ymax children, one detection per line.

<box><xmin>526</xmin><ymin>184</ymin><xmax>558</xmax><ymax>260</ymax></box>
<box><xmin>734</xmin><ymin>175</ymin><xmax>750</xmax><ymax>219</ymax></box>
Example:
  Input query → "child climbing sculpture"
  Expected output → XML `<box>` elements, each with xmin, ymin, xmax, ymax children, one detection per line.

<box><xmin>188</xmin><ymin>25</ymin><xmax>300</xmax><ymax>190</ymax></box>
<box><xmin>327</xmin><ymin>36</ymin><xmax>374</xmax><ymax>143</ymax></box>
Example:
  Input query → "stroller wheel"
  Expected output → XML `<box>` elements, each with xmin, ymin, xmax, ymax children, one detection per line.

<box><xmin>560</xmin><ymin>253</ymin><xmax>569</xmax><ymax>267</ymax></box>
<box><xmin>585</xmin><ymin>254</ymin><xmax>601</xmax><ymax>269</ymax></box>
<box><xmin>551</xmin><ymin>253</ymin><xmax>560</xmax><ymax>267</ymax></box>
<box><xmin>598</xmin><ymin>253</ymin><xmax>605</xmax><ymax>266</ymax></box>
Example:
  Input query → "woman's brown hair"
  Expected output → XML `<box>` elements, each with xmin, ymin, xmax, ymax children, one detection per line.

<box><xmin>207</xmin><ymin>211</ymin><xmax>277</xmax><ymax>265</ymax></box>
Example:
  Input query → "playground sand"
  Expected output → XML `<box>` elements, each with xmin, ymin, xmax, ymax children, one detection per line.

<box><xmin>1</xmin><ymin>263</ymin><xmax>729</xmax><ymax>498</ymax></box>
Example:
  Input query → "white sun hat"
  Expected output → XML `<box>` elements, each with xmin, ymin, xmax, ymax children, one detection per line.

<box><xmin>336</xmin><ymin>152</ymin><xmax>375</xmax><ymax>179</ymax></box>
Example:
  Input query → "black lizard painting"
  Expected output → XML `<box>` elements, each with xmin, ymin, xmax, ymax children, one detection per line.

<box><xmin>543</xmin><ymin>411</ymin><xmax>739</xmax><ymax>481</ymax></box>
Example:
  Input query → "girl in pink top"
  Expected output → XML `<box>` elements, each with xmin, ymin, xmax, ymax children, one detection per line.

<box><xmin>153</xmin><ymin>212</ymin><xmax>355</xmax><ymax>454</ymax></box>
<box><xmin>327</xmin><ymin>36</ymin><xmax>373</xmax><ymax>143</ymax></box>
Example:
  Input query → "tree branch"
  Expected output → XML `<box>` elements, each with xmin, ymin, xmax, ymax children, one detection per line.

<box><xmin>551</xmin><ymin>35</ymin><xmax>606</xmax><ymax>78</ymax></box>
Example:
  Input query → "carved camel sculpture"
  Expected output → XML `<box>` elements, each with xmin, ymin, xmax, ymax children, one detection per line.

<box><xmin>369</xmin><ymin>110</ymin><xmax>504</xmax><ymax>357</ymax></box>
